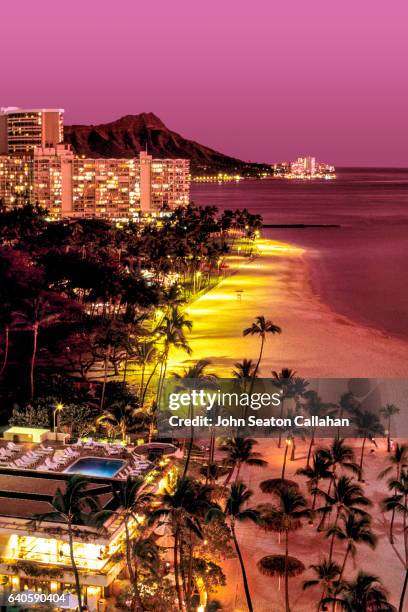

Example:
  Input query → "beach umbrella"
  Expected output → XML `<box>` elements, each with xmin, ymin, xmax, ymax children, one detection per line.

<box><xmin>257</xmin><ymin>554</ymin><xmax>305</xmax><ymax>591</ymax></box>
<box><xmin>260</xmin><ymin>478</ymin><xmax>299</xmax><ymax>493</ymax></box>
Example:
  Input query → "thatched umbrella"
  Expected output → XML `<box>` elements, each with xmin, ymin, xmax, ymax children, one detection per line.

<box><xmin>260</xmin><ymin>478</ymin><xmax>299</xmax><ymax>494</ymax></box>
<box><xmin>257</xmin><ymin>554</ymin><xmax>305</xmax><ymax>591</ymax></box>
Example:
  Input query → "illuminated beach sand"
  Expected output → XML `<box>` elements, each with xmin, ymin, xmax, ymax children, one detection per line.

<box><xmin>170</xmin><ymin>239</ymin><xmax>408</xmax><ymax>377</ymax></box>
<box><xmin>212</xmin><ymin>437</ymin><xmax>404</xmax><ymax>611</ymax></box>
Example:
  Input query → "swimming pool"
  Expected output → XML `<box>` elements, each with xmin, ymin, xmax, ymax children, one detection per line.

<box><xmin>65</xmin><ymin>457</ymin><xmax>124</xmax><ymax>478</ymax></box>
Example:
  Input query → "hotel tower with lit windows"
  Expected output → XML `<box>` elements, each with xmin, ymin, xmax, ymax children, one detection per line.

<box><xmin>0</xmin><ymin>108</ymin><xmax>190</xmax><ymax>218</ymax></box>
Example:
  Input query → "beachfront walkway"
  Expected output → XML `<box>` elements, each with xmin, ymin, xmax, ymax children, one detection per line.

<box><xmin>170</xmin><ymin>239</ymin><xmax>408</xmax><ymax>377</ymax></box>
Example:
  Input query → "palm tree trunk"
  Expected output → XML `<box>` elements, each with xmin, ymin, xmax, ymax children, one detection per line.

<box><xmin>125</xmin><ymin>519</ymin><xmax>144</xmax><ymax>611</ymax></box>
<box><xmin>306</xmin><ymin>428</ymin><xmax>315</xmax><ymax>468</ymax></box>
<box><xmin>278</xmin><ymin>398</ymin><xmax>284</xmax><ymax>448</ymax></box>
<box><xmin>284</xmin><ymin>529</ymin><xmax>290</xmax><ymax>612</ymax></box>
<box><xmin>399</xmin><ymin>568</ymin><xmax>408</xmax><ymax>612</ymax></box>
<box><xmin>312</xmin><ymin>478</ymin><xmax>319</xmax><ymax>511</ymax></box>
<box><xmin>220</xmin><ymin>465</ymin><xmax>235</xmax><ymax>500</ymax></box>
<box><xmin>100</xmin><ymin>344</ymin><xmax>111</xmax><ymax>410</ymax></box>
<box><xmin>186</xmin><ymin>539</ymin><xmax>194</xmax><ymax>611</ymax></box>
<box><xmin>358</xmin><ymin>436</ymin><xmax>367</xmax><ymax>481</ymax></box>
<box><xmin>139</xmin><ymin>362</ymin><xmax>146</xmax><ymax>396</ymax></box>
<box><xmin>68</xmin><ymin>521</ymin><xmax>83</xmax><ymax>612</ymax></box>
<box><xmin>318</xmin><ymin>476</ymin><xmax>334</xmax><ymax>531</ymax></box>
<box><xmin>282</xmin><ymin>443</ymin><xmax>289</xmax><ymax>480</ymax></box>
<box><xmin>328</xmin><ymin>508</ymin><xmax>340</xmax><ymax>562</ymax></box>
<box><xmin>182</xmin><ymin>402</ymin><xmax>195</xmax><ymax>479</ymax></box>
<box><xmin>336</xmin><ymin>409</ymin><xmax>343</xmax><ymax>440</ymax></box>
<box><xmin>125</xmin><ymin>519</ymin><xmax>135</xmax><ymax>583</ymax></box>
<box><xmin>30</xmin><ymin>322</ymin><xmax>38</xmax><ymax>400</ymax></box>
<box><xmin>235</xmin><ymin>461</ymin><xmax>242</xmax><ymax>483</ymax></box>
<box><xmin>157</xmin><ymin>354</ymin><xmax>169</xmax><ymax>404</ymax></box>
<box><xmin>174</xmin><ymin>527</ymin><xmax>185</xmax><ymax>612</ymax></box>
<box><xmin>339</xmin><ymin>545</ymin><xmax>350</xmax><ymax>581</ymax></box>
<box><xmin>387</xmin><ymin>415</ymin><xmax>391</xmax><ymax>452</ymax></box>
<box><xmin>0</xmin><ymin>324</ymin><xmax>9</xmax><ymax>377</ymax></box>
<box><xmin>231</xmin><ymin>522</ymin><xmax>253</xmax><ymax>612</ymax></box>
<box><xmin>390</xmin><ymin>505</ymin><xmax>396</xmax><ymax>545</ymax></box>
<box><xmin>141</xmin><ymin>360</ymin><xmax>160</xmax><ymax>407</ymax></box>
<box><xmin>206</xmin><ymin>425</ymin><xmax>216</xmax><ymax>483</ymax></box>
<box><xmin>249</xmin><ymin>336</ymin><xmax>264</xmax><ymax>397</ymax></box>
<box><xmin>290</xmin><ymin>440</ymin><xmax>296</xmax><ymax>461</ymax></box>
<box><xmin>182</xmin><ymin>431</ymin><xmax>194</xmax><ymax>479</ymax></box>
<box><xmin>123</xmin><ymin>352</ymin><xmax>129</xmax><ymax>383</ymax></box>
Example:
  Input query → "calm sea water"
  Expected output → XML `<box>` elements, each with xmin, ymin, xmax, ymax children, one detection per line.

<box><xmin>191</xmin><ymin>169</ymin><xmax>408</xmax><ymax>340</ymax></box>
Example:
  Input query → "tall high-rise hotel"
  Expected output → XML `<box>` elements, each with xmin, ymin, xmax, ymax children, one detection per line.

<box><xmin>0</xmin><ymin>108</ymin><xmax>190</xmax><ymax>218</ymax></box>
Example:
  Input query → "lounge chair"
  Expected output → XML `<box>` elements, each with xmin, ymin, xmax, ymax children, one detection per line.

<box><xmin>7</xmin><ymin>442</ymin><xmax>22</xmax><ymax>452</ymax></box>
<box><xmin>39</xmin><ymin>444</ymin><xmax>54</xmax><ymax>452</ymax></box>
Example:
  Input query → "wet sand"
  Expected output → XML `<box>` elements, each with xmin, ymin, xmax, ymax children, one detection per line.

<box><xmin>170</xmin><ymin>238</ymin><xmax>408</xmax><ymax>377</ymax></box>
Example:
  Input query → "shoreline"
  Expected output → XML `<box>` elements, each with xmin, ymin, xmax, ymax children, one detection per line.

<box><xmin>170</xmin><ymin>238</ymin><xmax>408</xmax><ymax>377</ymax></box>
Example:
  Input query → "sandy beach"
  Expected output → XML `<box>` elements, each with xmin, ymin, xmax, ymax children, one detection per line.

<box><xmin>213</xmin><ymin>437</ymin><xmax>405</xmax><ymax>612</ymax></box>
<box><xmin>170</xmin><ymin>238</ymin><xmax>408</xmax><ymax>377</ymax></box>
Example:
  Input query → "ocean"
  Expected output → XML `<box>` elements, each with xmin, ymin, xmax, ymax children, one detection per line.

<box><xmin>191</xmin><ymin>168</ymin><xmax>408</xmax><ymax>341</ymax></box>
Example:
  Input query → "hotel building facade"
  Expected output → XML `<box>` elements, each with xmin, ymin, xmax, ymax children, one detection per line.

<box><xmin>0</xmin><ymin>463</ymin><xmax>176</xmax><ymax>611</ymax></box>
<box><xmin>0</xmin><ymin>107</ymin><xmax>64</xmax><ymax>155</ymax></box>
<box><xmin>0</xmin><ymin>108</ymin><xmax>190</xmax><ymax>217</ymax></box>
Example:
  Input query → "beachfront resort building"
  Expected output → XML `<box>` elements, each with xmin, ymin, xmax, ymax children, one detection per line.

<box><xmin>288</xmin><ymin>156</ymin><xmax>335</xmax><ymax>179</ymax></box>
<box><xmin>0</xmin><ymin>434</ymin><xmax>178</xmax><ymax>610</ymax></box>
<box><xmin>0</xmin><ymin>108</ymin><xmax>64</xmax><ymax>155</ymax></box>
<box><xmin>0</xmin><ymin>108</ymin><xmax>190</xmax><ymax>217</ymax></box>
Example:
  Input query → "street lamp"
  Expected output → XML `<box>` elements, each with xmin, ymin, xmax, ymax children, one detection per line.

<box><xmin>53</xmin><ymin>403</ymin><xmax>64</xmax><ymax>434</ymax></box>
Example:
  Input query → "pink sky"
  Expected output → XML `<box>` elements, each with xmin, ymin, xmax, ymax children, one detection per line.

<box><xmin>1</xmin><ymin>1</ymin><xmax>407</xmax><ymax>166</ymax></box>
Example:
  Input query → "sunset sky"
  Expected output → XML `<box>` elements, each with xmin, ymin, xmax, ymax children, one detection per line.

<box><xmin>1</xmin><ymin>0</ymin><xmax>407</xmax><ymax>166</ymax></box>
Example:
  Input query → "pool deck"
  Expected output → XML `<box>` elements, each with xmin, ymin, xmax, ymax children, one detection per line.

<box><xmin>0</xmin><ymin>439</ymin><xmax>154</xmax><ymax>480</ymax></box>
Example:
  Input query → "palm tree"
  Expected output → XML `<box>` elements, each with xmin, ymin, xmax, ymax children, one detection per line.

<box><xmin>319</xmin><ymin>439</ymin><xmax>360</xmax><ymax>483</ymax></box>
<box><xmin>317</xmin><ymin>439</ymin><xmax>361</xmax><ymax>526</ymax></box>
<box><xmin>96</xmin><ymin>402</ymin><xmax>140</xmax><ymax>442</ymax></box>
<box><xmin>272</xmin><ymin>368</ymin><xmax>296</xmax><ymax>448</ymax></box>
<box><xmin>382</xmin><ymin>469</ymin><xmax>408</xmax><ymax>612</ymax></box>
<box><xmin>232</xmin><ymin>358</ymin><xmax>257</xmax><ymax>394</ymax></box>
<box><xmin>243</xmin><ymin>315</ymin><xmax>282</xmax><ymax>387</ymax></box>
<box><xmin>323</xmin><ymin>572</ymin><xmax>395</xmax><ymax>612</ymax></box>
<box><xmin>223</xmin><ymin>482</ymin><xmax>260</xmax><ymax>612</ymax></box>
<box><xmin>354</xmin><ymin>410</ymin><xmax>385</xmax><ymax>481</ymax></box>
<box><xmin>302</xmin><ymin>558</ymin><xmax>341</xmax><ymax>610</ymax></box>
<box><xmin>132</xmin><ymin>535</ymin><xmax>160</xmax><ymax>599</ymax></box>
<box><xmin>136</xmin><ymin>339</ymin><xmax>158</xmax><ymax>395</ymax></box>
<box><xmin>233</xmin><ymin>358</ymin><xmax>257</xmax><ymax>380</ymax></box>
<box><xmin>290</xmin><ymin>377</ymin><xmax>310</xmax><ymax>410</ymax></box>
<box><xmin>302</xmin><ymin>390</ymin><xmax>337</xmax><ymax>467</ymax></box>
<box><xmin>149</xmin><ymin>477</ymin><xmax>214</xmax><ymax>612</ymax></box>
<box><xmin>263</xmin><ymin>485</ymin><xmax>310</xmax><ymax>612</ymax></box>
<box><xmin>315</xmin><ymin>476</ymin><xmax>371</xmax><ymax>562</ymax></box>
<box><xmin>156</xmin><ymin>306</ymin><xmax>192</xmax><ymax>402</ymax></box>
<box><xmin>15</xmin><ymin>293</ymin><xmax>67</xmax><ymax>399</ymax></box>
<box><xmin>33</xmin><ymin>475</ymin><xmax>111</xmax><ymax>612</ymax></box>
<box><xmin>111</xmin><ymin>477</ymin><xmax>153</xmax><ymax>611</ymax></box>
<box><xmin>296</xmin><ymin>450</ymin><xmax>333</xmax><ymax>511</ymax></box>
<box><xmin>380</xmin><ymin>404</ymin><xmax>400</xmax><ymax>453</ymax></box>
<box><xmin>327</xmin><ymin>513</ymin><xmax>377</xmax><ymax>580</ymax></box>
<box><xmin>0</xmin><ymin>306</ymin><xmax>17</xmax><ymax>377</ymax></box>
<box><xmin>220</xmin><ymin>437</ymin><xmax>267</xmax><ymax>489</ymax></box>
<box><xmin>339</xmin><ymin>392</ymin><xmax>361</xmax><ymax>419</ymax></box>
<box><xmin>379</xmin><ymin>444</ymin><xmax>408</xmax><ymax>544</ymax></box>
<box><xmin>172</xmin><ymin>359</ymin><xmax>217</xmax><ymax>478</ymax></box>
